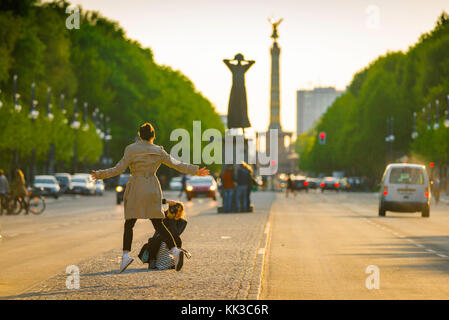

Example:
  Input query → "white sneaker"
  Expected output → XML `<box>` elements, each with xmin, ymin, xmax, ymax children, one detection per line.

<box><xmin>170</xmin><ymin>247</ymin><xmax>184</xmax><ymax>271</ymax></box>
<box><xmin>118</xmin><ymin>255</ymin><xmax>134</xmax><ymax>274</ymax></box>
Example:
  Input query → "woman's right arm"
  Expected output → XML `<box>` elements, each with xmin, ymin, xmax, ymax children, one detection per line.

<box><xmin>94</xmin><ymin>147</ymin><xmax>130</xmax><ymax>180</ymax></box>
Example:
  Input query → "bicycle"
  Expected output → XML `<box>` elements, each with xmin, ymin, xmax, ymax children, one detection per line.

<box><xmin>0</xmin><ymin>188</ymin><xmax>46</xmax><ymax>215</ymax></box>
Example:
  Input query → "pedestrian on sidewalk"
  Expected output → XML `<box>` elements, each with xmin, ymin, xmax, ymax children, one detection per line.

<box><xmin>432</xmin><ymin>177</ymin><xmax>441</xmax><ymax>204</ymax></box>
<box><xmin>179</xmin><ymin>174</ymin><xmax>188</xmax><ymax>199</ymax></box>
<box><xmin>221</xmin><ymin>164</ymin><xmax>235</xmax><ymax>213</ymax></box>
<box><xmin>91</xmin><ymin>122</ymin><xmax>209</xmax><ymax>273</ymax></box>
<box><xmin>235</xmin><ymin>163</ymin><xmax>250</xmax><ymax>212</ymax></box>
<box><xmin>242</xmin><ymin>162</ymin><xmax>257</xmax><ymax>210</ymax></box>
<box><xmin>286</xmin><ymin>174</ymin><xmax>296</xmax><ymax>198</ymax></box>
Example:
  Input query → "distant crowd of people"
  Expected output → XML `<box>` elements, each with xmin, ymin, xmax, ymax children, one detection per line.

<box><xmin>219</xmin><ymin>162</ymin><xmax>257</xmax><ymax>213</ymax></box>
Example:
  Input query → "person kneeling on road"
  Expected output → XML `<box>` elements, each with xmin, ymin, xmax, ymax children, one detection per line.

<box><xmin>140</xmin><ymin>199</ymin><xmax>190</xmax><ymax>270</ymax></box>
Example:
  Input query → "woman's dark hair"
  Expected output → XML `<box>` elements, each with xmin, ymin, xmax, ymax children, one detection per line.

<box><xmin>139</xmin><ymin>122</ymin><xmax>155</xmax><ymax>141</ymax></box>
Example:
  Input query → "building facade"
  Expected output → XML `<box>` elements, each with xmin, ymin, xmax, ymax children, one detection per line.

<box><xmin>296</xmin><ymin>87</ymin><xmax>343</xmax><ymax>136</ymax></box>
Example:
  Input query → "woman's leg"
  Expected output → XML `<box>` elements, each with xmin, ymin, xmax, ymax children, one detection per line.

<box><xmin>123</xmin><ymin>219</ymin><xmax>137</xmax><ymax>252</ymax></box>
<box><xmin>150</xmin><ymin>219</ymin><xmax>181</xmax><ymax>250</ymax></box>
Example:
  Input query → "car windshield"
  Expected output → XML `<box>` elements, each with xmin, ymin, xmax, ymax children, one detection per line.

<box><xmin>56</xmin><ymin>177</ymin><xmax>68</xmax><ymax>183</ymax></box>
<box><xmin>191</xmin><ymin>177</ymin><xmax>212</xmax><ymax>184</ymax></box>
<box><xmin>35</xmin><ymin>179</ymin><xmax>56</xmax><ymax>184</ymax></box>
<box><xmin>389</xmin><ymin>167</ymin><xmax>424</xmax><ymax>185</ymax></box>
<box><xmin>72</xmin><ymin>178</ymin><xmax>86</xmax><ymax>183</ymax></box>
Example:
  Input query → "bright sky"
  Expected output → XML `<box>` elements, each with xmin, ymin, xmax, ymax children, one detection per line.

<box><xmin>62</xmin><ymin>0</ymin><xmax>449</xmax><ymax>133</ymax></box>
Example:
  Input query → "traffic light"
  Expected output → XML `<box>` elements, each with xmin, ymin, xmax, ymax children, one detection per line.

<box><xmin>319</xmin><ymin>132</ymin><xmax>326</xmax><ymax>144</ymax></box>
<box><xmin>430</xmin><ymin>162</ymin><xmax>435</xmax><ymax>168</ymax></box>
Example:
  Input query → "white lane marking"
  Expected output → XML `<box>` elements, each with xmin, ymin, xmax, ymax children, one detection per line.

<box><xmin>415</xmin><ymin>244</ymin><xmax>424</xmax><ymax>248</ymax></box>
<box><xmin>258</xmin><ymin>247</ymin><xmax>265</xmax><ymax>255</ymax></box>
<box><xmin>437</xmin><ymin>254</ymin><xmax>448</xmax><ymax>258</ymax></box>
<box><xmin>264</xmin><ymin>222</ymin><xmax>270</xmax><ymax>234</ymax></box>
<box><xmin>425</xmin><ymin>249</ymin><xmax>436</xmax><ymax>253</ymax></box>
<box><xmin>221</xmin><ymin>236</ymin><xmax>231</xmax><ymax>239</ymax></box>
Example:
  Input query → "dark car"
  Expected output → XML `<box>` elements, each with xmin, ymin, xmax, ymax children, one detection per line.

<box><xmin>116</xmin><ymin>174</ymin><xmax>130</xmax><ymax>205</ymax></box>
<box><xmin>306</xmin><ymin>177</ymin><xmax>320</xmax><ymax>189</ymax></box>
<box><xmin>320</xmin><ymin>177</ymin><xmax>340</xmax><ymax>192</ymax></box>
<box><xmin>294</xmin><ymin>176</ymin><xmax>309</xmax><ymax>192</ymax></box>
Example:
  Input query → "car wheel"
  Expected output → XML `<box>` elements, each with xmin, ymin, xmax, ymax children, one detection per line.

<box><xmin>378</xmin><ymin>203</ymin><xmax>386</xmax><ymax>217</ymax></box>
<box><xmin>116</xmin><ymin>198</ymin><xmax>121</xmax><ymax>205</ymax></box>
<box><xmin>421</xmin><ymin>206</ymin><xmax>430</xmax><ymax>218</ymax></box>
<box><xmin>187</xmin><ymin>197</ymin><xmax>192</xmax><ymax>201</ymax></box>
<box><xmin>54</xmin><ymin>195</ymin><xmax>59</xmax><ymax>199</ymax></box>
<box><xmin>213</xmin><ymin>196</ymin><xmax>216</xmax><ymax>201</ymax></box>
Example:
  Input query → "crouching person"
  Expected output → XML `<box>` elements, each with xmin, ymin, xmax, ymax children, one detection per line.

<box><xmin>140</xmin><ymin>199</ymin><xmax>190</xmax><ymax>271</ymax></box>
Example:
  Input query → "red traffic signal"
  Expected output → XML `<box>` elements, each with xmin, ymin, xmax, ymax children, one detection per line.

<box><xmin>430</xmin><ymin>162</ymin><xmax>435</xmax><ymax>168</ymax></box>
<box><xmin>319</xmin><ymin>132</ymin><xmax>326</xmax><ymax>144</ymax></box>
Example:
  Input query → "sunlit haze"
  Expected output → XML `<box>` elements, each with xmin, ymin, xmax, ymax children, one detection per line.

<box><xmin>61</xmin><ymin>0</ymin><xmax>449</xmax><ymax>132</ymax></box>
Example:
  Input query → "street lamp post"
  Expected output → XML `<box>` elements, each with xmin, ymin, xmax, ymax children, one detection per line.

<box><xmin>12</xmin><ymin>75</ymin><xmax>21</xmax><ymax>171</ymax></box>
<box><xmin>427</xmin><ymin>103</ymin><xmax>432</xmax><ymax>130</ymax></box>
<box><xmin>385</xmin><ymin>117</ymin><xmax>395</xmax><ymax>163</ymax></box>
<box><xmin>434</xmin><ymin>99</ymin><xmax>440</xmax><ymax>130</ymax></box>
<box><xmin>46</xmin><ymin>88</ymin><xmax>55</xmax><ymax>175</ymax></box>
<box><xmin>445</xmin><ymin>94</ymin><xmax>449</xmax><ymax>128</ymax></box>
<box><xmin>412</xmin><ymin>112</ymin><xmax>418</xmax><ymax>139</ymax></box>
<box><xmin>104</xmin><ymin>116</ymin><xmax>112</xmax><ymax>166</ymax></box>
<box><xmin>29</xmin><ymin>83</ymin><xmax>39</xmax><ymax>185</ymax></box>
<box><xmin>13</xmin><ymin>74</ymin><xmax>21</xmax><ymax>112</ymax></box>
<box><xmin>82</xmin><ymin>102</ymin><xmax>89</xmax><ymax>132</ymax></box>
<box><xmin>70</xmin><ymin>98</ymin><xmax>80</xmax><ymax>174</ymax></box>
<box><xmin>60</xmin><ymin>94</ymin><xmax>68</xmax><ymax>124</ymax></box>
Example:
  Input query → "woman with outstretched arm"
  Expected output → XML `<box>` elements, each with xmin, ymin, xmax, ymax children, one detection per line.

<box><xmin>91</xmin><ymin>123</ymin><xmax>209</xmax><ymax>273</ymax></box>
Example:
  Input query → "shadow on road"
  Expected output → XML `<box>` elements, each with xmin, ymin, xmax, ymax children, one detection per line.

<box><xmin>339</xmin><ymin>235</ymin><xmax>449</xmax><ymax>274</ymax></box>
<box><xmin>1</xmin><ymin>283</ymin><xmax>159</xmax><ymax>300</ymax></box>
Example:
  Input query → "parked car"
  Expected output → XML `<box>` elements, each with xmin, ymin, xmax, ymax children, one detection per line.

<box><xmin>95</xmin><ymin>180</ymin><xmax>105</xmax><ymax>195</ymax></box>
<box><xmin>306</xmin><ymin>177</ymin><xmax>320</xmax><ymax>189</ymax></box>
<box><xmin>186</xmin><ymin>175</ymin><xmax>217</xmax><ymax>201</ymax></box>
<box><xmin>169</xmin><ymin>177</ymin><xmax>182</xmax><ymax>191</ymax></box>
<box><xmin>71</xmin><ymin>174</ymin><xmax>96</xmax><ymax>195</ymax></box>
<box><xmin>320</xmin><ymin>177</ymin><xmax>340</xmax><ymax>192</ymax></box>
<box><xmin>379</xmin><ymin>163</ymin><xmax>431</xmax><ymax>217</ymax></box>
<box><xmin>54</xmin><ymin>173</ymin><xmax>73</xmax><ymax>194</ymax></box>
<box><xmin>294</xmin><ymin>176</ymin><xmax>309</xmax><ymax>192</ymax></box>
<box><xmin>33</xmin><ymin>175</ymin><xmax>61</xmax><ymax>199</ymax></box>
<box><xmin>116</xmin><ymin>174</ymin><xmax>130</xmax><ymax>204</ymax></box>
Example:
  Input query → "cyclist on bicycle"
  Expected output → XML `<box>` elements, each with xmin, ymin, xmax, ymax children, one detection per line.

<box><xmin>12</xmin><ymin>169</ymin><xmax>29</xmax><ymax>214</ymax></box>
<box><xmin>0</xmin><ymin>169</ymin><xmax>10</xmax><ymax>214</ymax></box>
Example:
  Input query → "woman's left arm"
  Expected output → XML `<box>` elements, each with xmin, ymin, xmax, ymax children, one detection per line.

<box><xmin>160</xmin><ymin>147</ymin><xmax>199</xmax><ymax>175</ymax></box>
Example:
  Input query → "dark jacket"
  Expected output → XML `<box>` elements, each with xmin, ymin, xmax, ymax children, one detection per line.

<box><xmin>139</xmin><ymin>212</ymin><xmax>187</xmax><ymax>263</ymax></box>
<box><xmin>236</xmin><ymin>167</ymin><xmax>250</xmax><ymax>186</ymax></box>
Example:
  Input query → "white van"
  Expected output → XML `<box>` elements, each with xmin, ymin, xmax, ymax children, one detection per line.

<box><xmin>379</xmin><ymin>163</ymin><xmax>431</xmax><ymax>217</ymax></box>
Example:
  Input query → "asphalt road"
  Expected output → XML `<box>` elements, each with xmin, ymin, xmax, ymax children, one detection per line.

<box><xmin>0</xmin><ymin>190</ymin><xmax>272</xmax><ymax>299</ymax></box>
<box><xmin>260</xmin><ymin>191</ymin><xmax>449</xmax><ymax>299</ymax></box>
<box><xmin>1</xmin><ymin>189</ymin><xmax>448</xmax><ymax>299</ymax></box>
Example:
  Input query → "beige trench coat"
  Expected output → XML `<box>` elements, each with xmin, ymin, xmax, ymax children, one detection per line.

<box><xmin>96</xmin><ymin>140</ymin><xmax>198</xmax><ymax>219</ymax></box>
